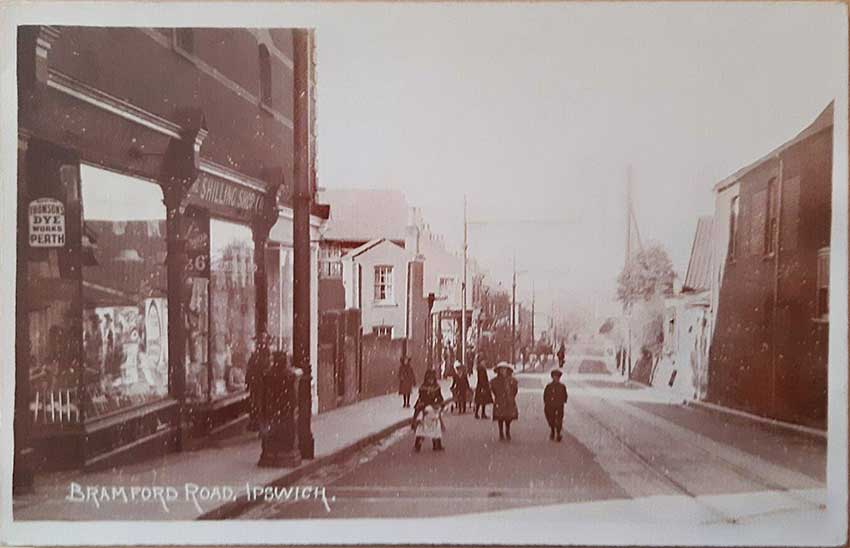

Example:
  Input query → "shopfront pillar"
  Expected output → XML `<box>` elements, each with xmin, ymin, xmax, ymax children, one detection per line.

<box><xmin>14</xmin><ymin>133</ymin><xmax>34</xmax><ymax>494</ymax></box>
<box><xmin>158</xmin><ymin>110</ymin><xmax>207</xmax><ymax>446</ymax></box>
<box><xmin>15</xmin><ymin>25</ymin><xmax>62</xmax><ymax>493</ymax></box>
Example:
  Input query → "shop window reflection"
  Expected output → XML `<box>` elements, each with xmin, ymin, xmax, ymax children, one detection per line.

<box><xmin>209</xmin><ymin>220</ymin><xmax>255</xmax><ymax>398</ymax></box>
<box><xmin>78</xmin><ymin>165</ymin><xmax>169</xmax><ymax>419</ymax></box>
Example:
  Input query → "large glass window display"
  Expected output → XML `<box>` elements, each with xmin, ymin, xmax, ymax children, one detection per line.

<box><xmin>79</xmin><ymin>165</ymin><xmax>169</xmax><ymax>418</ymax></box>
<box><xmin>209</xmin><ymin>220</ymin><xmax>255</xmax><ymax>399</ymax></box>
<box><xmin>264</xmin><ymin>245</ymin><xmax>293</xmax><ymax>356</ymax></box>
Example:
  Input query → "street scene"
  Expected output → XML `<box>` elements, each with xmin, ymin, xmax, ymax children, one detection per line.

<box><xmin>245</xmin><ymin>345</ymin><xmax>826</xmax><ymax>523</ymax></box>
<box><xmin>5</xmin><ymin>3</ymin><xmax>846</xmax><ymax>546</ymax></box>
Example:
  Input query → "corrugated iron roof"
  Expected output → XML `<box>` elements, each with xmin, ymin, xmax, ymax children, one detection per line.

<box><xmin>682</xmin><ymin>216</ymin><xmax>714</xmax><ymax>293</ymax></box>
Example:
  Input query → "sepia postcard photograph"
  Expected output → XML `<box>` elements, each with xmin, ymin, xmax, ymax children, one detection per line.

<box><xmin>0</xmin><ymin>1</ymin><xmax>848</xmax><ymax>546</ymax></box>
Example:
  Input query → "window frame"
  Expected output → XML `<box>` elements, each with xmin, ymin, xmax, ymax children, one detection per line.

<box><xmin>816</xmin><ymin>247</ymin><xmax>830</xmax><ymax>322</ymax></box>
<box><xmin>764</xmin><ymin>178</ymin><xmax>778</xmax><ymax>257</ymax></box>
<box><xmin>374</xmin><ymin>325</ymin><xmax>393</xmax><ymax>338</ymax></box>
<box><xmin>318</xmin><ymin>245</ymin><xmax>342</xmax><ymax>279</ymax></box>
<box><xmin>438</xmin><ymin>276</ymin><xmax>454</xmax><ymax>298</ymax></box>
<box><xmin>173</xmin><ymin>28</ymin><xmax>195</xmax><ymax>58</ymax></box>
<box><xmin>373</xmin><ymin>265</ymin><xmax>394</xmax><ymax>305</ymax></box>
<box><xmin>728</xmin><ymin>195</ymin><xmax>739</xmax><ymax>261</ymax></box>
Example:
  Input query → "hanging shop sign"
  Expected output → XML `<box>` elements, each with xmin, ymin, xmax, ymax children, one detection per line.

<box><xmin>29</xmin><ymin>198</ymin><xmax>66</xmax><ymax>247</ymax></box>
<box><xmin>186</xmin><ymin>173</ymin><xmax>265</xmax><ymax>222</ymax></box>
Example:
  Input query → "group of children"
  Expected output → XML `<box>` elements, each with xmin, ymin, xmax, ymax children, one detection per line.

<box><xmin>401</xmin><ymin>359</ymin><xmax>570</xmax><ymax>452</ymax></box>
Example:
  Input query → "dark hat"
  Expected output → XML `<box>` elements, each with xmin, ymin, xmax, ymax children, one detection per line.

<box><xmin>551</xmin><ymin>369</ymin><xmax>563</xmax><ymax>379</ymax></box>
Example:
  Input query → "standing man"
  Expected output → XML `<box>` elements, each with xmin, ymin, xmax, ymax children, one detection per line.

<box><xmin>557</xmin><ymin>342</ymin><xmax>566</xmax><ymax>369</ymax></box>
<box><xmin>543</xmin><ymin>369</ymin><xmax>568</xmax><ymax>441</ymax></box>
<box><xmin>246</xmin><ymin>332</ymin><xmax>271</xmax><ymax>432</ymax></box>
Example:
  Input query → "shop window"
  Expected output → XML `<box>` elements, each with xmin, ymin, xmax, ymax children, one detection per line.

<box><xmin>24</xmin><ymin>142</ymin><xmax>84</xmax><ymax>429</ymax></box>
<box><xmin>728</xmin><ymin>195</ymin><xmax>739</xmax><ymax>260</ymax></box>
<box><xmin>817</xmin><ymin>247</ymin><xmax>830</xmax><ymax>321</ymax></box>
<box><xmin>79</xmin><ymin>165</ymin><xmax>169</xmax><ymax>420</ymax></box>
<box><xmin>209</xmin><ymin>220</ymin><xmax>255</xmax><ymax>399</ymax></box>
<box><xmin>374</xmin><ymin>265</ymin><xmax>394</xmax><ymax>304</ymax></box>
<box><xmin>259</xmin><ymin>44</ymin><xmax>272</xmax><ymax>107</ymax></box>
<box><xmin>765</xmin><ymin>178</ymin><xmax>778</xmax><ymax>256</ymax></box>
<box><xmin>279</xmin><ymin>247</ymin><xmax>294</xmax><ymax>353</ymax></box>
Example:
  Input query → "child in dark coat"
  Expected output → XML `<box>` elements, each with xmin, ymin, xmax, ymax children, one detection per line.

<box><xmin>398</xmin><ymin>356</ymin><xmax>416</xmax><ymax>408</ymax></box>
<box><xmin>450</xmin><ymin>364</ymin><xmax>470</xmax><ymax>414</ymax></box>
<box><xmin>543</xmin><ymin>369</ymin><xmax>568</xmax><ymax>441</ymax></box>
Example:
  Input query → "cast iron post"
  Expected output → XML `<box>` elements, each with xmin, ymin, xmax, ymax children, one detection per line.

<box><xmin>293</xmin><ymin>28</ymin><xmax>315</xmax><ymax>459</ymax></box>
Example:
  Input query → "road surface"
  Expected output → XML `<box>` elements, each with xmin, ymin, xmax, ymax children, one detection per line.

<box><xmin>243</xmin><ymin>345</ymin><xmax>826</xmax><ymax>531</ymax></box>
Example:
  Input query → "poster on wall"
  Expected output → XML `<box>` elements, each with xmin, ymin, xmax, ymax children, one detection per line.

<box><xmin>28</xmin><ymin>198</ymin><xmax>65</xmax><ymax>247</ymax></box>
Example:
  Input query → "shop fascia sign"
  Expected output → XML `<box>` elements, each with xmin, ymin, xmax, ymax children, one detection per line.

<box><xmin>188</xmin><ymin>173</ymin><xmax>265</xmax><ymax>218</ymax></box>
<box><xmin>29</xmin><ymin>197</ymin><xmax>66</xmax><ymax>247</ymax></box>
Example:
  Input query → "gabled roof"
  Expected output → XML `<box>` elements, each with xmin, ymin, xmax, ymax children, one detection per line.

<box><xmin>715</xmin><ymin>102</ymin><xmax>834</xmax><ymax>192</ymax></box>
<box><xmin>682</xmin><ymin>216</ymin><xmax>714</xmax><ymax>293</ymax></box>
<box><xmin>319</xmin><ymin>189</ymin><xmax>410</xmax><ymax>243</ymax></box>
<box><xmin>342</xmin><ymin>237</ymin><xmax>404</xmax><ymax>260</ymax></box>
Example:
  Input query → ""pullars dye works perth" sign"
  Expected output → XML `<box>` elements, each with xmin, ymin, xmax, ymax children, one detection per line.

<box><xmin>28</xmin><ymin>198</ymin><xmax>66</xmax><ymax>247</ymax></box>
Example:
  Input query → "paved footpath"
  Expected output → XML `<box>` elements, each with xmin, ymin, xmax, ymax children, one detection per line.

<box><xmin>13</xmin><ymin>380</ymin><xmax>450</xmax><ymax>521</ymax></box>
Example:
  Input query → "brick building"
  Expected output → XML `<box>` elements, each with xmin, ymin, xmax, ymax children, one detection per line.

<box><xmin>15</xmin><ymin>27</ymin><xmax>325</xmax><ymax>486</ymax></box>
<box><xmin>708</xmin><ymin>102</ymin><xmax>833</xmax><ymax>429</ymax></box>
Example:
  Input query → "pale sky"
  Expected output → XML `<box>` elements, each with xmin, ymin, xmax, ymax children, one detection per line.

<box><xmin>314</xmin><ymin>2</ymin><xmax>844</xmax><ymax>316</ymax></box>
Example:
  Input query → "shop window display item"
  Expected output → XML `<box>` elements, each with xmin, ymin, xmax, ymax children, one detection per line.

<box><xmin>78</xmin><ymin>166</ymin><xmax>170</xmax><ymax>417</ymax></box>
<box><xmin>210</xmin><ymin>220</ymin><xmax>255</xmax><ymax>399</ymax></box>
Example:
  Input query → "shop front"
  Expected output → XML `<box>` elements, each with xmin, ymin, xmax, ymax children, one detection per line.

<box><xmin>19</xmin><ymin>141</ymin><xmax>180</xmax><ymax>472</ymax></box>
<box><xmin>180</xmin><ymin>172</ymin><xmax>276</xmax><ymax>442</ymax></box>
<box><xmin>17</xmin><ymin>138</ymin><xmax>280</xmax><ymax>471</ymax></box>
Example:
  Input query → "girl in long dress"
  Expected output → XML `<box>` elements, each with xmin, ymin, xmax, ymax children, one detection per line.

<box><xmin>412</xmin><ymin>369</ymin><xmax>445</xmax><ymax>452</ymax></box>
<box><xmin>490</xmin><ymin>362</ymin><xmax>519</xmax><ymax>441</ymax></box>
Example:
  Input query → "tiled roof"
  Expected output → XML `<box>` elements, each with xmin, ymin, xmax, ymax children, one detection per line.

<box><xmin>682</xmin><ymin>216</ymin><xmax>714</xmax><ymax>293</ymax></box>
<box><xmin>318</xmin><ymin>189</ymin><xmax>409</xmax><ymax>242</ymax></box>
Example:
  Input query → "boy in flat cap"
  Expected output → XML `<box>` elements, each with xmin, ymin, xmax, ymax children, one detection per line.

<box><xmin>543</xmin><ymin>369</ymin><xmax>568</xmax><ymax>441</ymax></box>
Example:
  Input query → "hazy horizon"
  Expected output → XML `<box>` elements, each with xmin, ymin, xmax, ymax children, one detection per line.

<box><xmin>313</xmin><ymin>2</ymin><xmax>842</xmax><ymax>318</ymax></box>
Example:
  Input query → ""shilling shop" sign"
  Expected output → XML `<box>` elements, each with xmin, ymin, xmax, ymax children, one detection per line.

<box><xmin>29</xmin><ymin>198</ymin><xmax>66</xmax><ymax>247</ymax></box>
<box><xmin>187</xmin><ymin>173</ymin><xmax>265</xmax><ymax>220</ymax></box>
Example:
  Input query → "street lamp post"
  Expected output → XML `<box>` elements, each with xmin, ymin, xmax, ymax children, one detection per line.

<box><xmin>293</xmin><ymin>28</ymin><xmax>314</xmax><ymax>459</ymax></box>
<box><xmin>461</xmin><ymin>195</ymin><xmax>468</xmax><ymax>372</ymax></box>
<box><xmin>511</xmin><ymin>254</ymin><xmax>516</xmax><ymax>366</ymax></box>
